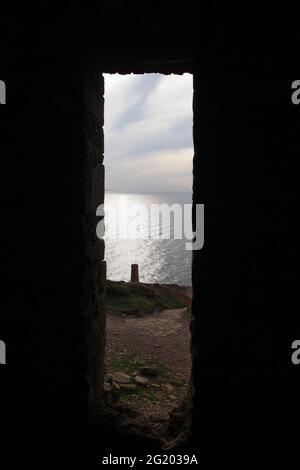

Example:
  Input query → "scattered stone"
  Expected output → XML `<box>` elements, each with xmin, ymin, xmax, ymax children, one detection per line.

<box><xmin>103</xmin><ymin>382</ymin><xmax>111</xmax><ymax>392</ymax></box>
<box><xmin>119</xmin><ymin>383</ymin><xmax>137</xmax><ymax>390</ymax></box>
<box><xmin>162</xmin><ymin>383</ymin><xmax>174</xmax><ymax>392</ymax></box>
<box><xmin>139</xmin><ymin>366</ymin><xmax>159</xmax><ymax>378</ymax></box>
<box><xmin>150</xmin><ymin>383</ymin><xmax>160</xmax><ymax>389</ymax></box>
<box><xmin>112</xmin><ymin>381</ymin><xmax>120</xmax><ymax>390</ymax></box>
<box><xmin>112</xmin><ymin>372</ymin><xmax>131</xmax><ymax>384</ymax></box>
<box><xmin>149</xmin><ymin>412</ymin><xmax>169</xmax><ymax>422</ymax></box>
<box><xmin>133</xmin><ymin>376</ymin><xmax>149</xmax><ymax>386</ymax></box>
<box><xmin>105</xmin><ymin>373</ymin><xmax>113</xmax><ymax>383</ymax></box>
<box><xmin>132</xmin><ymin>371</ymin><xmax>140</xmax><ymax>377</ymax></box>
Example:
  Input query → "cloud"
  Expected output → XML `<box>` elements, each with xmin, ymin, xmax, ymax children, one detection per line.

<box><xmin>108</xmin><ymin>147</ymin><xmax>193</xmax><ymax>193</ymax></box>
<box><xmin>104</xmin><ymin>73</ymin><xmax>193</xmax><ymax>192</ymax></box>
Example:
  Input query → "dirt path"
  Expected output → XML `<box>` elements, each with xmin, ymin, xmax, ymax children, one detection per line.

<box><xmin>105</xmin><ymin>307</ymin><xmax>191</xmax><ymax>382</ymax></box>
<box><xmin>104</xmin><ymin>284</ymin><xmax>192</xmax><ymax>442</ymax></box>
<box><xmin>104</xmin><ymin>305</ymin><xmax>192</xmax><ymax>435</ymax></box>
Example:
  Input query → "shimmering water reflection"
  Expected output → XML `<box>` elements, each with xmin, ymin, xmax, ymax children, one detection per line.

<box><xmin>104</xmin><ymin>191</ymin><xmax>192</xmax><ymax>286</ymax></box>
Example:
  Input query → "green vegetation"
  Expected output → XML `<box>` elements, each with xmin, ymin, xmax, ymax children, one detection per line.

<box><xmin>106</xmin><ymin>280</ymin><xmax>186</xmax><ymax>314</ymax></box>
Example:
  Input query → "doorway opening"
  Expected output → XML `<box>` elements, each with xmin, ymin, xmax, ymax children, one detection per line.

<box><xmin>101</xmin><ymin>72</ymin><xmax>193</xmax><ymax>447</ymax></box>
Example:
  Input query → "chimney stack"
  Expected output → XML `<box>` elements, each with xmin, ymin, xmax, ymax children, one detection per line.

<box><xmin>131</xmin><ymin>264</ymin><xmax>139</xmax><ymax>282</ymax></box>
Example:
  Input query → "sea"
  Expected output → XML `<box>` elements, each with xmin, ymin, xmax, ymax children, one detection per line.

<box><xmin>104</xmin><ymin>191</ymin><xmax>192</xmax><ymax>286</ymax></box>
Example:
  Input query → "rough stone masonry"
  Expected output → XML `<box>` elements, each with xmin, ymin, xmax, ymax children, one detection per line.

<box><xmin>0</xmin><ymin>1</ymin><xmax>299</xmax><ymax>451</ymax></box>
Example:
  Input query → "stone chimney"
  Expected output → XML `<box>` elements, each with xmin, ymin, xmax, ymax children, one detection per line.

<box><xmin>131</xmin><ymin>264</ymin><xmax>139</xmax><ymax>282</ymax></box>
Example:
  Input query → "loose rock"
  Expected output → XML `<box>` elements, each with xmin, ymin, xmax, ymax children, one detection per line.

<box><xmin>112</xmin><ymin>381</ymin><xmax>120</xmax><ymax>390</ymax></box>
<box><xmin>112</xmin><ymin>372</ymin><xmax>131</xmax><ymax>384</ymax></box>
<box><xmin>149</xmin><ymin>412</ymin><xmax>169</xmax><ymax>422</ymax></box>
<box><xmin>162</xmin><ymin>383</ymin><xmax>174</xmax><ymax>392</ymax></box>
<box><xmin>103</xmin><ymin>382</ymin><xmax>112</xmax><ymax>392</ymax></box>
<box><xmin>133</xmin><ymin>376</ymin><xmax>149</xmax><ymax>386</ymax></box>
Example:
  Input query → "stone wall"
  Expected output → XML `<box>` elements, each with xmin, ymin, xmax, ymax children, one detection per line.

<box><xmin>0</xmin><ymin>1</ymin><xmax>299</xmax><ymax>449</ymax></box>
<box><xmin>82</xmin><ymin>61</ymin><xmax>106</xmax><ymax>417</ymax></box>
<box><xmin>192</xmin><ymin>72</ymin><xmax>300</xmax><ymax>447</ymax></box>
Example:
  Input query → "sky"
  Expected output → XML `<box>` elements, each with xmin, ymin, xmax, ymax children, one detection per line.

<box><xmin>104</xmin><ymin>73</ymin><xmax>193</xmax><ymax>193</ymax></box>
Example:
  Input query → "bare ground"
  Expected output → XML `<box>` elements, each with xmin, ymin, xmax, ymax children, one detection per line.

<box><xmin>105</xmin><ymin>288</ymin><xmax>192</xmax><ymax>428</ymax></box>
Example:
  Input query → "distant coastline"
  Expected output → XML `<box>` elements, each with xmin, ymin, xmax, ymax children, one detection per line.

<box><xmin>106</xmin><ymin>189</ymin><xmax>192</xmax><ymax>196</ymax></box>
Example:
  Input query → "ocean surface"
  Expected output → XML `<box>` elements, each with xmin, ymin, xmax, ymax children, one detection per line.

<box><xmin>104</xmin><ymin>191</ymin><xmax>192</xmax><ymax>286</ymax></box>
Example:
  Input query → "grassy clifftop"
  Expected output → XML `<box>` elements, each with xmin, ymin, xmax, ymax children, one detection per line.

<box><xmin>106</xmin><ymin>280</ymin><xmax>192</xmax><ymax>315</ymax></box>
